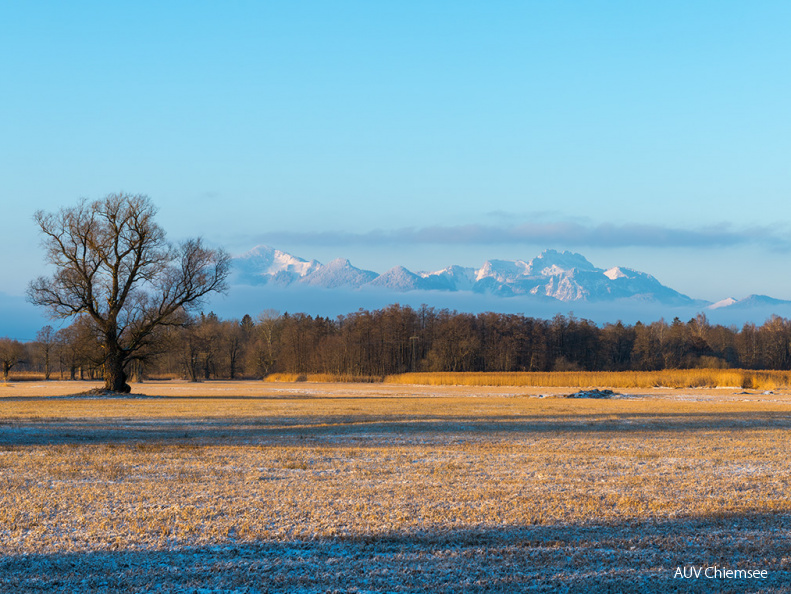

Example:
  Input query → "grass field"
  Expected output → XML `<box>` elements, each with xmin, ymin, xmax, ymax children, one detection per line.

<box><xmin>1</xmin><ymin>380</ymin><xmax>790</xmax><ymax>592</ymax></box>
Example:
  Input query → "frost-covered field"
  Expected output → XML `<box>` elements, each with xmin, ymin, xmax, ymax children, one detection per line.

<box><xmin>1</xmin><ymin>381</ymin><xmax>790</xmax><ymax>592</ymax></box>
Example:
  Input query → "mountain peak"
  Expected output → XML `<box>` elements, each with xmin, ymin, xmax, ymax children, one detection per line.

<box><xmin>300</xmin><ymin>257</ymin><xmax>377</xmax><ymax>288</ymax></box>
<box><xmin>233</xmin><ymin>245</ymin><xmax>321</xmax><ymax>285</ymax></box>
<box><xmin>476</xmin><ymin>259</ymin><xmax>530</xmax><ymax>282</ymax></box>
<box><xmin>369</xmin><ymin>266</ymin><xmax>423</xmax><ymax>291</ymax></box>
<box><xmin>604</xmin><ymin>267</ymin><xmax>628</xmax><ymax>280</ymax></box>
<box><xmin>708</xmin><ymin>297</ymin><xmax>738</xmax><ymax>310</ymax></box>
<box><xmin>707</xmin><ymin>294</ymin><xmax>791</xmax><ymax>310</ymax></box>
<box><xmin>527</xmin><ymin>250</ymin><xmax>599</xmax><ymax>275</ymax></box>
<box><xmin>231</xmin><ymin>246</ymin><xmax>695</xmax><ymax>305</ymax></box>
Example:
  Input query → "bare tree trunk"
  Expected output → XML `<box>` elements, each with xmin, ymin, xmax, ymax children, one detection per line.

<box><xmin>103</xmin><ymin>344</ymin><xmax>131</xmax><ymax>393</ymax></box>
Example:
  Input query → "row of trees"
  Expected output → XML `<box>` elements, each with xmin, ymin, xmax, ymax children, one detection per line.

<box><xmin>21</xmin><ymin>193</ymin><xmax>791</xmax><ymax>389</ymax></box>
<box><xmin>5</xmin><ymin>306</ymin><xmax>791</xmax><ymax>380</ymax></box>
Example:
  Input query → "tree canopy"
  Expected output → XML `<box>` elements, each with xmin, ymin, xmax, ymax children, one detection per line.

<box><xmin>28</xmin><ymin>193</ymin><xmax>230</xmax><ymax>392</ymax></box>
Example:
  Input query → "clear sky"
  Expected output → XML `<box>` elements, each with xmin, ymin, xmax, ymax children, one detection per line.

<box><xmin>2</xmin><ymin>1</ymin><xmax>791</xmax><ymax>307</ymax></box>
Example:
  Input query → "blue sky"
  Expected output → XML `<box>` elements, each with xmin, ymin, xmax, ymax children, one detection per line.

<box><xmin>2</xmin><ymin>1</ymin><xmax>791</xmax><ymax>313</ymax></box>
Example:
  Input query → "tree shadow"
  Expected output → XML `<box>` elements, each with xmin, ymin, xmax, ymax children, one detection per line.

<box><xmin>1</xmin><ymin>512</ymin><xmax>789</xmax><ymax>593</ymax></box>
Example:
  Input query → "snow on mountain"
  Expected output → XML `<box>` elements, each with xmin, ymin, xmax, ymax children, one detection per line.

<box><xmin>467</xmin><ymin>250</ymin><xmax>694</xmax><ymax>305</ymax></box>
<box><xmin>736</xmin><ymin>295</ymin><xmax>791</xmax><ymax>308</ymax></box>
<box><xmin>708</xmin><ymin>297</ymin><xmax>738</xmax><ymax>310</ymax></box>
<box><xmin>475</xmin><ymin>259</ymin><xmax>530</xmax><ymax>283</ymax></box>
<box><xmin>233</xmin><ymin>245</ymin><xmax>321</xmax><ymax>285</ymax></box>
<box><xmin>368</xmin><ymin>266</ymin><xmax>426</xmax><ymax>291</ymax></box>
<box><xmin>524</xmin><ymin>250</ymin><xmax>599</xmax><ymax>276</ymax></box>
<box><xmin>707</xmin><ymin>295</ymin><xmax>791</xmax><ymax>310</ymax></box>
<box><xmin>233</xmin><ymin>246</ymin><xmax>698</xmax><ymax>306</ymax></box>
<box><xmin>576</xmin><ymin>267</ymin><xmax>694</xmax><ymax>305</ymax></box>
<box><xmin>604</xmin><ymin>267</ymin><xmax>628</xmax><ymax>280</ymax></box>
<box><xmin>300</xmin><ymin>258</ymin><xmax>378</xmax><ymax>289</ymax></box>
<box><xmin>537</xmin><ymin>273</ymin><xmax>589</xmax><ymax>301</ymax></box>
<box><xmin>419</xmin><ymin>265</ymin><xmax>477</xmax><ymax>291</ymax></box>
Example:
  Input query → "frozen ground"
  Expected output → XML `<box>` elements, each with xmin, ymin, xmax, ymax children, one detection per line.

<box><xmin>3</xmin><ymin>517</ymin><xmax>790</xmax><ymax>593</ymax></box>
<box><xmin>0</xmin><ymin>381</ymin><xmax>790</xmax><ymax>592</ymax></box>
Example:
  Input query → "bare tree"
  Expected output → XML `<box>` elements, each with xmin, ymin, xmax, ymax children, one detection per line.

<box><xmin>28</xmin><ymin>193</ymin><xmax>230</xmax><ymax>392</ymax></box>
<box><xmin>248</xmin><ymin>309</ymin><xmax>280</xmax><ymax>377</ymax></box>
<box><xmin>0</xmin><ymin>338</ymin><xmax>25</xmax><ymax>381</ymax></box>
<box><xmin>222</xmin><ymin>319</ymin><xmax>244</xmax><ymax>379</ymax></box>
<box><xmin>35</xmin><ymin>325</ymin><xmax>56</xmax><ymax>380</ymax></box>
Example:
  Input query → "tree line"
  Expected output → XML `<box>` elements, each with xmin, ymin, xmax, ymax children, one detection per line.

<box><xmin>3</xmin><ymin>305</ymin><xmax>791</xmax><ymax>381</ymax></box>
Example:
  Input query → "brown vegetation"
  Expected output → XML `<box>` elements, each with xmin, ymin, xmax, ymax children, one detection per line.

<box><xmin>386</xmin><ymin>369</ymin><xmax>791</xmax><ymax>390</ymax></box>
<box><xmin>13</xmin><ymin>307</ymin><xmax>791</xmax><ymax>386</ymax></box>
<box><xmin>1</xmin><ymin>380</ymin><xmax>790</xmax><ymax>590</ymax></box>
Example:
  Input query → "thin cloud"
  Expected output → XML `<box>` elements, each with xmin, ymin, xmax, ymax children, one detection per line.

<box><xmin>252</xmin><ymin>222</ymin><xmax>791</xmax><ymax>250</ymax></box>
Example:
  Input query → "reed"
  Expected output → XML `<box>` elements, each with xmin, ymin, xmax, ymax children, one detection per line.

<box><xmin>263</xmin><ymin>372</ymin><xmax>384</xmax><ymax>383</ymax></box>
<box><xmin>383</xmin><ymin>369</ymin><xmax>791</xmax><ymax>389</ymax></box>
<box><xmin>3</xmin><ymin>371</ymin><xmax>47</xmax><ymax>382</ymax></box>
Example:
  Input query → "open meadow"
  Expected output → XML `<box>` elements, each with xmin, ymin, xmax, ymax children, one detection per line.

<box><xmin>1</xmin><ymin>379</ymin><xmax>790</xmax><ymax>592</ymax></box>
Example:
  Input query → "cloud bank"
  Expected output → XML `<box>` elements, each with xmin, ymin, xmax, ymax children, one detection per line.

<box><xmin>253</xmin><ymin>221</ymin><xmax>789</xmax><ymax>250</ymax></box>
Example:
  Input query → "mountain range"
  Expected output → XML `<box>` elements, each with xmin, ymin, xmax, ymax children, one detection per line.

<box><xmin>2</xmin><ymin>245</ymin><xmax>789</xmax><ymax>340</ymax></box>
<box><xmin>232</xmin><ymin>245</ymin><xmax>781</xmax><ymax>311</ymax></box>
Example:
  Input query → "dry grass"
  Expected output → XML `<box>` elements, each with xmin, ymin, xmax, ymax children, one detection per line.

<box><xmin>1</xmin><ymin>380</ymin><xmax>790</xmax><ymax>591</ymax></box>
<box><xmin>264</xmin><ymin>372</ymin><xmax>384</xmax><ymax>383</ymax></box>
<box><xmin>2</xmin><ymin>371</ymin><xmax>46</xmax><ymax>382</ymax></box>
<box><xmin>385</xmin><ymin>369</ymin><xmax>791</xmax><ymax>390</ymax></box>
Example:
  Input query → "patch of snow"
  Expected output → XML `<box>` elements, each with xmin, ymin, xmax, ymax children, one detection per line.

<box><xmin>301</xmin><ymin>258</ymin><xmax>378</xmax><ymax>289</ymax></box>
<box><xmin>524</xmin><ymin>249</ymin><xmax>599</xmax><ymax>275</ymax></box>
<box><xmin>708</xmin><ymin>297</ymin><xmax>738</xmax><ymax>310</ymax></box>
<box><xmin>475</xmin><ymin>259</ymin><xmax>529</xmax><ymax>283</ymax></box>
<box><xmin>604</xmin><ymin>267</ymin><xmax>627</xmax><ymax>280</ymax></box>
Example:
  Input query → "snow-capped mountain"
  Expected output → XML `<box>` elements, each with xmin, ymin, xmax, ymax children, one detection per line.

<box><xmin>300</xmin><ymin>258</ymin><xmax>378</xmax><ymax>288</ymax></box>
<box><xmin>232</xmin><ymin>246</ymin><xmax>697</xmax><ymax>305</ymax></box>
<box><xmin>420</xmin><ymin>265</ymin><xmax>477</xmax><ymax>291</ymax></box>
<box><xmin>464</xmin><ymin>250</ymin><xmax>692</xmax><ymax>305</ymax></box>
<box><xmin>524</xmin><ymin>250</ymin><xmax>596</xmax><ymax>276</ymax></box>
<box><xmin>233</xmin><ymin>245</ymin><xmax>322</xmax><ymax>286</ymax></box>
<box><xmin>368</xmin><ymin>266</ymin><xmax>427</xmax><ymax>291</ymax></box>
<box><xmin>706</xmin><ymin>295</ymin><xmax>791</xmax><ymax>310</ymax></box>
<box><xmin>708</xmin><ymin>297</ymin><xmax>739</xmax><ymax>310</ymax></box>
<box><xmin>233</xmin><ymin>246</ymin><xmax>375</xmax><ymax>289</ymax></box>
<box><xmin>475</xmin><ymin>259</ymin><xmax>530</xmax><ymax>283</ymax></box>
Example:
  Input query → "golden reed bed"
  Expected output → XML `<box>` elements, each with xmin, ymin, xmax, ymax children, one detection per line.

<box><xmin>261</xmin><ymin>369</ymin><xmax>791</xmax><ymax>390</ymax></box>
<box><xmin>11</xmin><ymin>368</ymin><xmax>791</xmax><ymax>389</ymax></box>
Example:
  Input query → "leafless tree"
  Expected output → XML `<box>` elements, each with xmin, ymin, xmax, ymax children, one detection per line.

<box><xmin>28</xmin><ymin>193</ymin><xmax>230</xmax><ymax>392</ymax></box>
<box><xmin>221</xmin><ymin>319</ymin><xmax>244</xmax><ymax>379</ymax></box>
<box><xmin>249</xmin><ymin>309</ymin><xmax>280</xmax><ymax>377</ymax></box>
<box><xmin>35</xmin><ymin>325</ymin><xmax>56</xmax><ymax>380</ymax></box>
<box><xmin>0</xmin><ymin>338</ymin><xmax>24</xmax><ymax>381</ymax></box>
